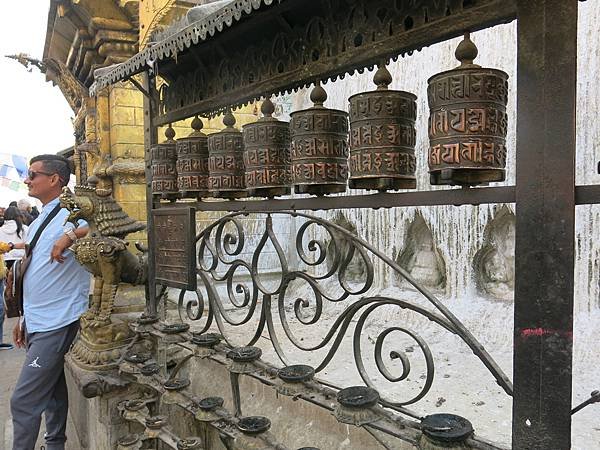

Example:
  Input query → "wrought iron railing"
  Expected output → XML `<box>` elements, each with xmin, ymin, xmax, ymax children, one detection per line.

<box><xmin>176</xmin><ymin>211</ymin><xmax>513</xmax><ymax>412</ymax></box>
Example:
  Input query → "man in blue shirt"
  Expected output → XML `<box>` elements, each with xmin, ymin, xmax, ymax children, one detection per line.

<box><xmin>9</xmin><ymin>154</ymin><xmax>90</xmax><ymax>450</ymax></box>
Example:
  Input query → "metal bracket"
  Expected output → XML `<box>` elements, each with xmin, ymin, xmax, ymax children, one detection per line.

<box><xmin>571</xmin><ymin>390</ymin><xmax>600</xmax><ymax>415</ymax></box>
<box><xmin>126</xmin><ymin>73</ymin><xmax>159</xmax><ymax>114</ymax></box>
<box><xmin>126</xmin><ymin>75</ymin><xmax>151</xmax><ymax>100</ymax></box>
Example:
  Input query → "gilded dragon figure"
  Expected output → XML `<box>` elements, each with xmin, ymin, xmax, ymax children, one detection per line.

<box><xmin>59</xmin><ymin>183</ymin><xmax>147</xmax><ymax>328</ymax></box>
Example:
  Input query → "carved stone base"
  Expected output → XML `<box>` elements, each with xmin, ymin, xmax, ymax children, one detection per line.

<box><xmin>65</xmin><ymin>355</ymin><xmax>130</xmax><ymax>398</ymax></box>
<box><xmin>70</xmin><ymin>317</ymin><xmax>135</xmax><ymax>371</ymax></box>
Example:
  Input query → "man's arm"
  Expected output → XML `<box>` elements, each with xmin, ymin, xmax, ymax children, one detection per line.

<box><xmin>50</xmin><ymin>226</ymin><xmax>89</xmax><ymax>264</ymax></box>
<box><xmin>12</xmin><ymin>321</ymin><xmax>25</xmax><ymax>348</ymax></box>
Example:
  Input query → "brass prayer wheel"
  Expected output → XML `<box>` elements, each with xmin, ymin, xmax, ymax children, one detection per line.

<box><xmin>427</xmin><ymin>33</ymin><xmax>508</xmax><ymax>186</ymax></box>
<box><xmin>151</xmin><ymin>125</ymin><xmax>178</xmax><ymax>198</ymax></box>
<box><xmin>290</xmin><ymin>84</ymin><xmax>349</xmax><ymax>195</ymax></box>
<box><xmin>207</xmin><ymin>111</ymin><xmax>247</xmax><ymax>199</ymax></box>
<box><xmin>176</xmin><ymin>116</ymin><xmax>210</xmax><ymax>198</ymax></box>
<box><xmin>242</xmin><ymin>98</ymin><xmax>292</xmax><ymax>197</ymax></box>
<box><xmin>348</xmin><ymin>65</ymin><xmax>417</xmax><ymax>191</ymax></box>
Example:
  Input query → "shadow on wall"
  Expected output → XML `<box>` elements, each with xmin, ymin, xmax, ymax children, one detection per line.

<box><xmin>396</xmin><ymin>211</ymin><xmax>447</xmax><ymax>291</ymax></box>
<box><xmin>473</xmin><ymin>205</ymin><xmax>515</xmax><ymax>301</ymax></box>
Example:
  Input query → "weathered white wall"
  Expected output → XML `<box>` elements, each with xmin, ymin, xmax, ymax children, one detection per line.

<box><xmin>270</xmin><ymin>1</ymin><xmax>600</xmax><ymax>313</ymax></box>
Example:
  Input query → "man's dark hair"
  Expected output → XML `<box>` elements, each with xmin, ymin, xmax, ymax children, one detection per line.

<box><xmin>30</xmin><ymin>154</ymin><xmax>72</xmax><ymax>187</ymax></box>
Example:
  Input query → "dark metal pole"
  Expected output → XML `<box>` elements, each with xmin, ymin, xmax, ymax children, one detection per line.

<box><xmin>513</xmin><ymin>1</ymin><xmax>577</xmax><ymax>448</ymax></box>
<box><xmin>142</xmin><ymin>71</ymin><xmax>159</xmax><ymax>317</ymax></box>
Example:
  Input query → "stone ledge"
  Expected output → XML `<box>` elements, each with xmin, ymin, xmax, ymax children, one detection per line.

<box><xmin>65</xmin><ymin>355</ymin><xmax>130</xmax><ymax>399</ymax></box>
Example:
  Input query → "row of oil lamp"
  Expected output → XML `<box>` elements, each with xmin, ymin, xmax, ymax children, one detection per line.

<box><xmin>151</xmin><ymin>34</ymin><xmax>509</xmax><ymax>199</ymax></box>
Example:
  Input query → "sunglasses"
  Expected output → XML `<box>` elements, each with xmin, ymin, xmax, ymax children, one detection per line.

<box><xmin>27</xmin><ymin>170</ymin><xmax>55</xmax><ymax>180</ymax></box>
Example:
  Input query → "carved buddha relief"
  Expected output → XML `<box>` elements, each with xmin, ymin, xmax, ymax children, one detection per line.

<box><xmin>396</xmin><ymin>212</ymin><xmax>446</xmax><ymax>290</ymax></box>
<box><xmin>473</xmin><ymin>206</ymin><xmax>515</xmax><ymax>300</ymax></box>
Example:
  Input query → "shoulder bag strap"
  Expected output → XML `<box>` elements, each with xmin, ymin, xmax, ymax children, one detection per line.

<box><xmin>25</xmin><ymin>203</ymin><xmax>62</xmax><ymax>256</ymax></box>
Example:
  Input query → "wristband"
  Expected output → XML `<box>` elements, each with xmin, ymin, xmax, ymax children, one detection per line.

<box><xmin>65</xmin><ymin>229</ymin><xmax>77</xmax><ymax>243</ymax></box>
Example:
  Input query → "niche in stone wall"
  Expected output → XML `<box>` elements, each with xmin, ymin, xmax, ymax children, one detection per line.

<box><xmin>325</xmin><ymin>212</ymin><xmax>366</xmax><ymax>282</ymax></box>
<box><xmin>473</xmin><ymin>206</ymin><xmax>515</xmax><ymax>301</ymax></box>
<box><xmin>396</xmin><ymin>212</ymin><xmax>446</xmax><ymax>290</ymax></box>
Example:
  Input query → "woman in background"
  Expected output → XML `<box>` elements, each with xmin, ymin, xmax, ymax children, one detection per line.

<box><xmin>0</xmin><ymin>206</ymin><xmax>28</xmax><ymax>350</ymax></box>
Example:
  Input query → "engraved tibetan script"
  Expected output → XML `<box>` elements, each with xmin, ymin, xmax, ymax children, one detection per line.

<box><xmin>153</xmin><ymin>207</ymin><xmax>196</xmax><ymax>290</ymax></box>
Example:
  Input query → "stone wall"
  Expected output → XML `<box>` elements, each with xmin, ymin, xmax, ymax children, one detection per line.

<box><xmin>63</xmin><ymin>326</ymin><xmax>446</xmax><ymax>450</ymax></box>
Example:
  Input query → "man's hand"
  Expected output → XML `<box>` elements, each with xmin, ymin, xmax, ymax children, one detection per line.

<box><xmin>13</xmin><ymin>321</ymin><xmax>25</xmax><ymax>348</ymax></box>
<box><xmin>50</xmin><ymin>234</ymin><xmax>72</xmax><ymax>264</ymax></box>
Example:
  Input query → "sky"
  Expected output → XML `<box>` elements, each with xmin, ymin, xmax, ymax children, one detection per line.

<box><xmin>0</xmin><ymin>1</ymin><xmax>74</xmax><ymax>204</ymax></box>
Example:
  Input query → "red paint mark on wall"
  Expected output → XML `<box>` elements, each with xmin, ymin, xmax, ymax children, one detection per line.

<box><xmin>521</xmin><ymin>328</ymin><xmax>545</xmax><ymax>337</ymax></box>
<box><xmin>520</xmin><ymin>328</ymin><xmax>573</xmax><ymax>340</ymax></box>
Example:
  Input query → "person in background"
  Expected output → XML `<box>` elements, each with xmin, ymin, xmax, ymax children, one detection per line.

<box><xmin>0</xmin><ymin>206</ymin><xmax>29</xmax><ymax>269</ymax></box>
<box><xmin>17</xmin><ymin>199</ymin><xmax>34</xmax><ymax>226</ymax></box>
<box><xmin>0</xmin><ymin>206</ymin><xmax>29</xmax><ymax>350</ymax></box>
<box><xmin>0</xmin><ymin>242</ymin><xmax>8</xmax><ymax>338</ymax></box>
<box><xmin>0</xmin><ymin>206</ymin><xmax>5</xmax><ymax>227</ymax></box>
<box><xmin>30</xmin><ymin>205</ymin><xmax>39</xmax><ymax>220</ymax></box>
<box><xmin>9</xmin><ymin>154</ymin><xmax>89</xmax><ymax>450</ymax></box>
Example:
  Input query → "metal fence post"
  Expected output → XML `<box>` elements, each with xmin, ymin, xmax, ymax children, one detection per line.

<box><xmin>513</xmin><ymin>1</ymin><xmax>578</xmax><ymax>448</ymax></box>
<box><xmin>142</xmin><ymin>71</ymin><xmax>159</xmax><ymax>317</ymax></box>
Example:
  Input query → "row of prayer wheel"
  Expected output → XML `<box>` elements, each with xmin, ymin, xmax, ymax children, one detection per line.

<box><xmin>151</xmin><ymin>34</ymin><xmax>508</xmax><ymax>198</ymax></box>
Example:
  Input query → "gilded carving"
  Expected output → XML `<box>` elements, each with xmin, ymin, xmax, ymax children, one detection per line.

<box><xmin>6</xmin><ymin>53</ymin><xmax>87</xmax><ymax>112</ymax></box>
<box><xmin>104</xmin><ymin>159</ymin><xmax>146</xmax><ymax>184</ymax></box>
<box><xmin>59</xmin><ymin>182</ymin><xmax>147</xmax><ymax>370</ymax></box>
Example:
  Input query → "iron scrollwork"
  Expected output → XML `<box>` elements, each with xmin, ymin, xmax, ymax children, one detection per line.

<box><xmin>178</xmin><ymin>211</ymin><xmax>513</xmax><ymax>408</ymax></box>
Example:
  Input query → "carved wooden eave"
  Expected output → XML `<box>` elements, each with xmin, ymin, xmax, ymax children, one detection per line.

<box><xmin>43</xmin><ymin>0</ymin><xmax>140</xmax><ymax>107</ymax></box>
<box><xmin>139</xmin><ymin>0</ymin><xmax>204</xmax><ymax>49</ymax></box>
<box><xmin>90</xmin><ymin>0</ymin><xmax>521</xmax><ymax>126</ymax></box>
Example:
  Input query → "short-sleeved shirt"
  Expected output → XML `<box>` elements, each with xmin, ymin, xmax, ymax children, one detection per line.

<box><xmin>23</xmin><ymin>197</ymin><xmax>90</xmax><ymax>333</ymax></box>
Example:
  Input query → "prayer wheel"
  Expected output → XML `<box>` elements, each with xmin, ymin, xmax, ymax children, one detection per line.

<box><xmin>242</xmin><ymin>98</ymin><xmax>292</xmax><ymax>197</ymax></box>
<box><xmin>176</xmin><ymin>116</ymin><xmax>210</xmax><ymax>198</ymax></box>
<box><xmin>427</xmin><ymin>33</ymin><xmax>508</xmax><ymax>186</ymax></box>
<box><xmin>348</xmin><ymin>65</ymin><xmax>417</xmax><ymax>191</ymax></box>
<box><xmin>151</xmin><ymin>125</ymin><xmax>178</xmax><ymax>198</ymax></box>
<box><xmin>290</xmin><ymin>84</ymin><xmax>349</xmax><ymax>195</ymax></box>
<box><xmin>207</xmin><ymin>111</ymin><xmax>247</xmax><ymax>199</ymax></box>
